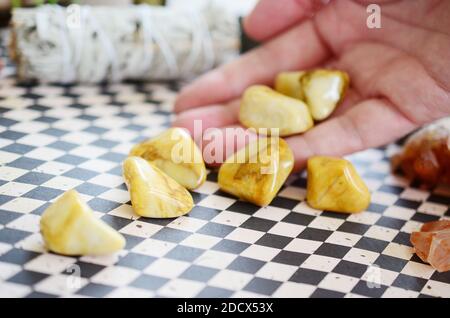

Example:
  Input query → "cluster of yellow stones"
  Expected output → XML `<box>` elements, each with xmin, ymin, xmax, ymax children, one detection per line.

<box><xmin>40</xmin><ymin>69</ymin><xmax>371</xmax><ymax>256</ymax></box>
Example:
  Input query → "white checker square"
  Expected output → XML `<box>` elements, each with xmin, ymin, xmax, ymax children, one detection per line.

<box><xmin>193</xmin><ymin>181</ymin><xmax>220</xmax><ymax>195</ymax></box>
<box><xmin>382</xmin><ymin>243</ymin><xmax>413</xmax><ymax>260</ymax></box>
<box><xmin>0</xmin><ymin>197</ymin><xmax>45</xmax><ymax>213</ymax></box>
<box><xmin>6</xmin><ymin>214</ymin><xmax>41</xmax><ymax>233</ymax></box>
<box><xmin>119</xmin><ymin>221</ymin><xmax>163</xmax><ymax>238</ymax></box>
<box><xmin>107</xmin><ymin>204</ymin><xmax>137</xmax><ymax>219</ymax></box>
<box><xmin>210</xmin><ymin>211</ymin><xmax>250</xmax><ymax>227</ymax></box>
<box><xmin>180</xmin><ymin>233</ymin><xmax>221</xmax><ymax>250</ymax></box>
<box><xmin>25</xmin><ymin>253</ymin><xmax>77</xmax><ymax>274</ymax></box>
<box><xmin>79</xmin><ymin>251</ymin><xmax>125</xmax><ymax>267</ymax></box>
<box><xmin>208</xmin><ymin>269</ymin><xmax>253</xmax><ymax>291</ymax></box>
<box><xmin>347</xmin><ymin>211</ymin><xmax>381</xmax><ymax>225</ymax></box>
<box><xmin>41</xmin><ymin>176</ymin><xmax>84</xmax><ymax>191</ymax></box>
<box><xmin>326</xmin><ymin>231</ymin><xmax>362</xmax><ymax>247</ymax></box>
<box><xmin>382</xmin><ymin>286</ymin><xmax>419</xmax><ymax>298</ymax></box>
<box><xmin>318</xmin><ymin>273</ymin><xmax>359</xmax><ymax>293</ymax></box>
<box><xmin>292</xmin><ymin>201</ymin><xmax>320</xmax><ymax>216</ymax></box>
<box><xmin>272</xmin><ymin>282</ymin><xmax>316</xmax><ymax>298</ymax></box>
<box><xmin>17</xmin><ymin>133</ymin><xmax>57</xmax><ymax>147</ymax></box>
<box><xmin>400</xmin><ymin>220</ymin><xmax>423</xmax><ymax>234</ymax></box>
<box><xmin>284</xmin><ymin>238</ymin><xmax>322</xmax><ymax>254</ymax></box>
<box><xmin>0</xmin><ymin>262</ymin><xmax>21</xmax><ymax>280</ymax></box>
<box><xmin>226</xmin><ymin>228</ymin><xmax>265</xmax><ymax>244</ymax></box>
<box><xmin>240</xmin><ymin>245</ymin><xmax>281</xmax><ymax>262</ymax></box>
<box><xmin>344</xmin><ymin>248</ymin><xmax>380</xmax><ymax>266</ymax></box>
<box><xmin>89</xmin><ymin>173</ymin><xmax>124</xmax><ymax>188</ymax></box>
<box><xmin>99</xmin><ymin>189</ymin><xmax>129</xmax><ymax>203</ymax></box>
<box><xmin>70</xmin><ymin>145</ymin><xmax>107</xmax><ymax>159</ymax></box>
<box><xmin>0</xmin><ymin>182</ymin><xmax>36</xmax><ymax>197</ymax></box>
<box><xmin>371</xmin><ymin>191</ymin><xmax>399</xmax><ymax>206</ymax></box>
<box><xmin>144</xmin><ymin>258</ymin><xmax>191</xmax><ymax>279</ymax></box>
<box><xmin>132</xmin><ymin>238</ymin><xmax>176</xmax><ymax>257</ymax></box>
<box><xmin>158</xmin><ymin>278</ymin><xmax>205</xmax><ymax>298</ymax></box>
<box><xmin>0</xmin><ymin>282</ymin><xmax>31</xmax><ymax>298</ymax></box>
<box><xmin>168</xmin><ymin>216</ymin><xmax>208</xmax><ymax>233</ymax></box>
<box><xmin>361</xmin><ymin>267</ymin><xmax>399</xmax><ymax>286</ymax></box>
<box><xmin>253</xmin><ymin>206</ymin><xmax>291</xmax><ymax>222</ymax></box>
<box><xmin>34</xmin><ymin>274</ymin><xmax>89</xmax><ymax>296</ymax></box>
<box><xmin>10</xmin><ymin>121</ymin><xmax>48</xmax><ymax>134</ymax></box>
<box><xmin>308</xmin><ymin>216</ymin><xmax>345</xmax><ymax>231</ymax></box>
<box><xmin>106</xmin><ymin>286</ymin><xmax>154</xmax><ymax>298</ymax></box>
<box><xmin>35</xmin><ymin>161</ymin><xmax>74</xmax><ymax>175</ymax></box>
<box><xmin>194</xmin><ymin>250</ymin><xmax>237</xmax><ymax>269</ymax></box>
<box><xmin>420</xmin><ymin>280</ymin><xmax>450</xmax><ymax>298</ymax></box>
<box><xmin>401</xmin><ymin>262</ymin><xmax>435</xmax><ymax>280</ymax></box>
<box><xmin>198</xmin><ymin>195</ymin><xmax>235</xmax><ymax>210</ymax></box>
<box><xmin>0</xmin><ymin>242</ymin><xmax>12</xmax><ymax>256</ymax></box>
<box><xmin>0</xmin><ymin>166</ymin><xmax>28</xmax><ymax>181</ymax></box>
<box><xmin>0</xmin><ymin>151</ymin><xmax>20</xmax><ymax>165</ymax></box>
<box><xmin>14</xmin><ymin>233</ymin><xmax>46</xmax><ymax>253</ymax></box>
<box><xmin>91</xmin><ymin>266</ymin><xmax>141</xmax><ymax>287</ymax></box>
<box><xmin>278</xmin><ymin>186</ymin><xmax>306</xmax><ymax>201</ymax></box>
<box><xmin>268</xmin><ymin>222</ymin><xmax>305</xmax><ymax>238</ymax></box>
<box><xmin>400</xmin><ymin>188</ymin><xmax>429</xmax><ymax>202</ymax></box>
<box><xmin>25</xmin><ymin>147</ymin><xmax>65</xmax><ymax>161</ymax></box>
<box><xmin>383</xmin><ymin>206</ymin><xmax>416</xmax><ymax>221</ymax></box>
<box><xmin>301</xmin><ymin>255</ymin><xmax>341</xmax><ymax>272</ymax></box>
<box><xmin>364</xmin><ymin>225</ymin><xmax>399</xmax><ymax>242</ymax></box>
<box><xmin>418</xmin><ymin>202</ymin><xmax>448</xmax><ymax>216</ymax></box>
<box><xmin>256</xmin><ymin>262</ymin><xmax>298</xmax><ymax>282</ymax></box>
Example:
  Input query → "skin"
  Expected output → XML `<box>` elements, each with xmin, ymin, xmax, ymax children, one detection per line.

<box><xmin>172</xmin><ymin>0</ymin><xmax>450</xmax><ymax>172</ymax></box>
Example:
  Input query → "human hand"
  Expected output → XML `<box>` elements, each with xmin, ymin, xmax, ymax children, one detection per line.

<box><xmin>173</xmin><ymin>0</ymin><xmax>450</xmax><ymax>172</ymax></box>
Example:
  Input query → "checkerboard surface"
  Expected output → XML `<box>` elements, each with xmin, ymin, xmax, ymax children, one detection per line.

<box><xmin>1</xmin><ymin>49</ymin><xmax>450</xmax><ymax>300</ymax></box>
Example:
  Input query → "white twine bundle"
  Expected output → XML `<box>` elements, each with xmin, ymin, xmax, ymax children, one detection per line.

<box><xmin>11</xmin><ymin>4</ymin><xmax>239</xmax><ymax>83</ymax></box>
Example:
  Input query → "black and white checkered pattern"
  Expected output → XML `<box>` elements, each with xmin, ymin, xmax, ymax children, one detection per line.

<box><xmin>1</xmin><ymin>48</ymin><xmax>450</xmax><ymax>298</ymax></box>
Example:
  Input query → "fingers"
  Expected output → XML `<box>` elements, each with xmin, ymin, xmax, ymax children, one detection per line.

<box><xmin>172</xmin><ymin>100</ymin><xmax>240</xmax><ymax>136</ymax></box>
<box><xmin>174</xmin><ymin>20</ymin><xmax>330</xmax><ymax>113</ymax></box>
<box><xmin>286</xmin><ymin>98</ymin><xmax>417</xmax><ymax>172</ymax></box>
<box><xmin>335</xmin><ymin>42</ymin><xmax>450</xmax><ymax>124</ymax></box>
<box><xmin>243</xmin><ymin>0</ymin><xmax>328</xmax><ymax>41</ymax></box>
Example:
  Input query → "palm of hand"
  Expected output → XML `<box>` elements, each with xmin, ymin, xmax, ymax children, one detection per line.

<box><xmin>173</xmin><ymin>0</ymin><xmax>450</xmax><ymax>171</ymax></box>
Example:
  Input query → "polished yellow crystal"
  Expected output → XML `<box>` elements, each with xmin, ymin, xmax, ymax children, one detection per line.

<box><xmin>239</xmin><ymin>85</ymin><xmax>314</xmax><ymax>137</ymax></box>
<box><xmin>123</xmin><ymin>156</ymin><xmax>194</xmax><ymax>218</ymax></box>
<box><xmin>275</xmin><ymin>71</ymin><xmax>305</xmax><ymax>100</ymax></box>
<box><xmin>301</xmin><ymin>70</ymin><xmax>349</xmax><ymax>121</ymax></box>
<box><xmin>40</xmin><ymin>190</ymin><xmax>125</xmax><ymax>256</ymax></box>
<box><xmin>130</xmin><ymin>127</ymin><xmax>206</xmax><ymax>190</ymax></box>
<box><xmin>306</xmin><ymin>156</ymin><xmax>371</xmax><ymax>213</ymax></box>
<box><xmin>218</xmin><ymin>138</ymin><xmax>294</xmax><ymax>206</ymax></box>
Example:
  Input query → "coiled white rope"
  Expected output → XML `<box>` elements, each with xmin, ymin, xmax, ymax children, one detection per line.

<box><xmin>11</xmin><ymin>4</ymin><xmax>239</xmax><ymax>83</ymax></box>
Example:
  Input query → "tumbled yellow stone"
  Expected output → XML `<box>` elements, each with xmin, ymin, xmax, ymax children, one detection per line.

<box><xmin>40</xmin><ymin>190</ymin><xmax>125</xmax><ymax>256</ymax></box>
<box><xmin>274</xmin><ymin>71</ymin><xmax>305</xmax><ymax>100</ymax></box>
<box><xmin>130</xmin><ymin>127</ymin><xmax>206</xmax><ymax>190</ymax></box>
<box><xmin>218</xmin><ymin>138</ymin><xmax>294</xmax><ymax>206</ymax></box>
<box><xmin>123</xmin><ymin>156</ymin><xmax>194</xmax><ymax>218</ymax></box>
<box><xmin>239</xmin><ymin>85</ymin><xmax>314</xmax><ymax>137</ymax></box>
<box><xmin>306</xmin><ymin>156</ymin><xmax>371</xmax><ymax>213</ymax></box>
<box><xmin>301</xmin><ymin>70</ymin><xmax>349</xmax><ymax>121</ymax></box>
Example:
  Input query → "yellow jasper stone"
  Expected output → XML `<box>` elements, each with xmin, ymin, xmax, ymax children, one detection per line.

<box><xmin>239</xmin><ymin>85</ymin><xmax>314</xmax><ymax>137</ymax></box>
<box><xmin>274</xmin><ymin>71</ymin><xmax>305</xmax><ymax>100</ymax></box>
<box><xmin>123</xmin><ymin>156</ymin><xmax>194</xmax><ymax>218</ymax></box>
<box><xmin>218</xmin><ymin>138</ymin><xmax>294</xmax><ymax>206</ymax></box>
<box><xmin>40</xmin><ymin>190</ymin><xmax>125</xmax><ymax>256</ymax></box>
<box><xmin>301</xmin><ymin>69</ymin><xmax>349</xmax><ymax>121</ymax></box>
<box><xmin>130</xmin><ymin>127</ymin><xmax>206</xmax><ymax>190</ymax></box>
<box><xmin>306</xmin><ymin>156</ymin><xmax>371</xmax><ymax>213</ymax></box>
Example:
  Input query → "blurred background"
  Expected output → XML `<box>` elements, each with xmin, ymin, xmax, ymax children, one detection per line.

<box><xmin>0</xmin><ymin>0</ymin><xmax>258</xmax><ymax>27</ymax></box>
